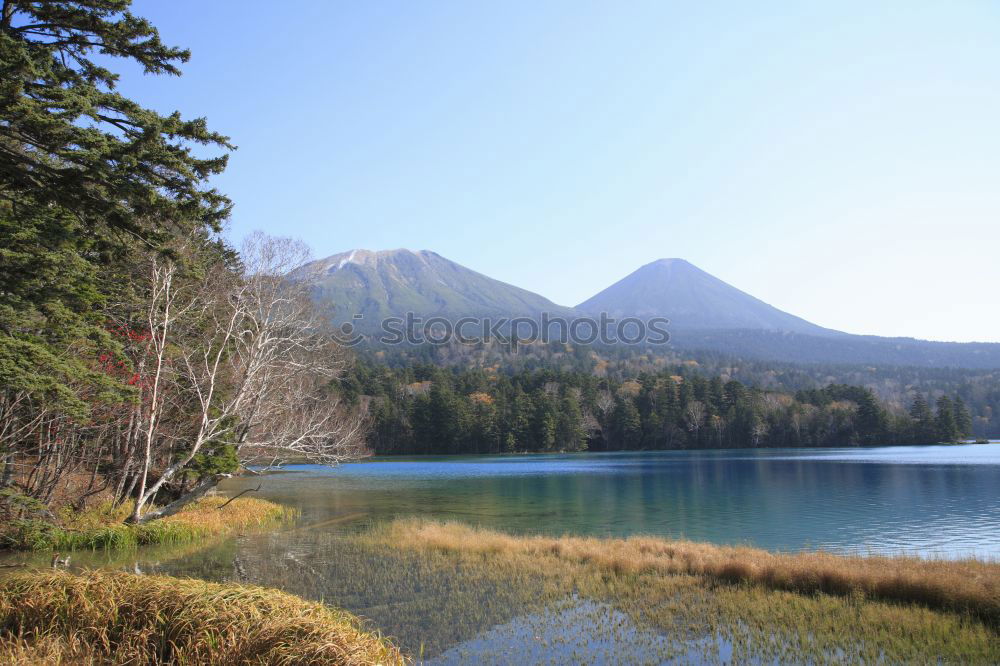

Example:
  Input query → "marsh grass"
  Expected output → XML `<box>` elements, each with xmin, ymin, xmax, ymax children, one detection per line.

<box><xmin>1</xmin><ymin>496</ymin><xmax>297</xmax><ymax>552</ymax></box>
<box><xmin>360</xmin><ymin>519</ymin><xmax>1000</xmax><ymax>663</ymax></box>
<box><xmin>0</xmin><ymin>632</ymin><xmax>98</xmax><ymax>665</ymax></box>
<box><xmin>0</xmin><ymin>569</ymin><xmax>404</xmax><ymax>665</ymax></box>
<box><xmin>379</xmin><ymin>519</ymin><xmax>1000</xmax><ymax>627</ymax></box>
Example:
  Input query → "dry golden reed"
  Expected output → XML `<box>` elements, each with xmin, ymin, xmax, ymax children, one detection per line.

<box><xmin>379</xmin><ymin>519</ymin><xmax>1000</xmax><ymax>627</ymax></box>
<box><xmin>0</xmin><ymin>569</ymin><xmax>405</xmax><ymax>665</ymax></box>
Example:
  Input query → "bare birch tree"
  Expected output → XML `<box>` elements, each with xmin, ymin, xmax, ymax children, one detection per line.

<box><xmin>130</xmin><ymin>233</ymin><xmax>368</xmax><ymax>523</ymax></box>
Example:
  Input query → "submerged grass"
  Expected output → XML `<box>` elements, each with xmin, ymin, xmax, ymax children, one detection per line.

<box><xmin>0</xmin><ymin>496</ymin><xmax>297</xmax><ymax>552</ymax></box>
<box><xmin>359</xmin><ymin>518</ymin><xmax>1000</xmax><ymax>663</ymax></box>
<box><xmin>0</xmin><ymin>569</ymin><xmax>404</xmax><ymax>665</ymax></box>
<box><xmin>380</xmin><ymin>519</ymin><xmax>1000</xmax><ymax>627</ymax></box>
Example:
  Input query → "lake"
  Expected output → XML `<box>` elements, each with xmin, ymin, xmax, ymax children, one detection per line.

<box><xmin>231</xmin><ymin>443</ymin><xmax>1000</xmax><ymax>558</ymax></box>
<box><xmin>6</xmin><ymin>443</ymin><xmax>999</xmax><ymax>661</ymax></box>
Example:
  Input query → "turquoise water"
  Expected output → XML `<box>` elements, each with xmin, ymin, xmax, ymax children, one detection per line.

<box><xmin>5</xmin><ymin>444</ymin><xmax>998</xmax><ymax>661</ymax></box>
<box><xmin>230</xmin><ymin>443</ymin><xmax>1000</xmax><ymax>558</ymax></box>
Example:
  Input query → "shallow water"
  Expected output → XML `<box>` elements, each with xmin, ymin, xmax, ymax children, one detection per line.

<box><xmin>4</xmin><ymin>444</ymin><xmax>998</xmax><ymax>662</ymax></box>
<box><xmin>232</xmin><ymin>443</ymin><xmax>1000</xmax><ymax>558</ymax></box>
<box><xmin>426</xmin><ymin>597</ymin><xmax>733</xmax><ymax>665</ymax></box>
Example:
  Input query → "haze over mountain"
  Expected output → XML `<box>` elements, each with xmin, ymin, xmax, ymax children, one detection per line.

<box><xmin>299</xmin><ymin>249</ymin><xmax>1000</xmax><ymax>369</ymax></box>
<box><xmin>297</xmin><ymin>249</ymin><xmax>574</xmax><ymax>329</ymax></box>
<box><xmin>576</xmin><ymin>258</ymin><xmax>836</xmax><ymax>336</ymax></box>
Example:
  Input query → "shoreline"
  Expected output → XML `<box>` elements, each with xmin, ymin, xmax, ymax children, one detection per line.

<box><xmin>348</xmin><ymin>439</ymin><xmax>1000</xmax><ymax>461</ymax></box>
<box><xmin>1</xmin><ymin>507</ymin><xmax>998</xmax><ymax>663</ymax></box>
<box><xmin>0</xmin><ymin>496</ymin><xmax>296</xmax><ymax>553</ymax></box>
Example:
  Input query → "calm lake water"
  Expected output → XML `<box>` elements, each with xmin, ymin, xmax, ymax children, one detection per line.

<box><xmin>5</xmin><ymin>443</ymin><xmax>999</xmax><ymax>662</ymax></box>
<box><xmin>235</xmin><ymin>443</ymin><xmax>1000</xmax><ymax>558</ymax></box>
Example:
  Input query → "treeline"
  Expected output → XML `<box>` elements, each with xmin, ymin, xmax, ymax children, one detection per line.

<box><xmin>343</xmin><ymin>364</ymin><xmax>974</xmax><ymax>455</ymax></box>
<box><xmin>0</xmin><ymin>3</ymin><xmax>361</xmax><ymax>521</ymax></box>
<box><xmin>360</xmin><ymin>341</ymin><xmax>1000</xmax><ymax>437</ymax></box>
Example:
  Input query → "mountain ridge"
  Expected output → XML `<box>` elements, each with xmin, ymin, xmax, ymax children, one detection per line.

<box><xmin>296</xmin><ymin>248</ymin><xmax>575</xmax><ymax>328</ymax></box>
<box><xmin>296</xmin><ymin>248</ymin><xmax>1000</xmax><ymax>368</ymax></box>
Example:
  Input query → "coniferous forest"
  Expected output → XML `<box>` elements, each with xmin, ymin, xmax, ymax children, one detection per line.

<box><xmin>344</xmin><ymin>363</ymin><xmax>974</xmax><ymax>455</ymax></box>
<box><xmin>357</xmin><ymin>341</ymin><xmax>1000</xmax><ymax>437</ymax></box>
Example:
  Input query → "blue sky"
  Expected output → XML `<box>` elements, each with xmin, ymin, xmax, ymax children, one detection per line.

<box><xmin>124</xmin><ymin>1</ymin><xmax>999</xmax><ymax>342</ymax></box>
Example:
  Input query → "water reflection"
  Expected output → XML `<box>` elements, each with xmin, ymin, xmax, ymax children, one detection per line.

<box><xmin>2</xmin><ymin>444</ymin><xmax>997</xmax><ymax>662</ymax></box>
<box><xmin>427</xmin><ymin>597</ymin><xmax>731</xmax><ymax>665</ymax></box>
<box><xmin>226</xmin><ymin>444</ymin><xmax>1000</xmax><ymax>558</ymax></box>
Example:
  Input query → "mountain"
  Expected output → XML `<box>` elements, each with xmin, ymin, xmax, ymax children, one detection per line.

<box><xmin>575</xmin><ymin>258</ymin><xmax>836</xmax><ymax>335</ymax></box>
<box><xmin>298</xmin><ymin>250</ymin><xmax>1000</xmax><ymax>369</ymax></box>
<box><xmin>572</xmin><ymin>259</ymin><xmax>1000</xmax><ymax>367</ymax></box>
<box><xmin>296</xmin><ymin>249</ymin><xmax>574</xmax><ymax>329</ymax></box>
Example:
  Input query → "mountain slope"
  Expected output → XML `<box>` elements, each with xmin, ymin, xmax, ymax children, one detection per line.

<box><xmin>668</xmin><ymin>328</ymin><xmax>1000</xmax><ymax>368</ymax></box>
<box><xmin>297</xmin><ymin>249</ymin><xmax>574</xmax><ymax>328</ymax></box>
<box><xmin>297</xmin><ymin>250</ymin><xmax>1000</xmax><ymax>368</ymax></box>
<box><xmin>576</xmin><ymin>258</ymin><xmax>836</xmax><ymax>335</ymax></box>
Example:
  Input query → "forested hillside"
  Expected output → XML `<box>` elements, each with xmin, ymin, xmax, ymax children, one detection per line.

<box><xmin>342</xmin><ymin>363</ymin><xmax>974</xmax><ymax>455</ymax></box>
<box><xmin>359</xmin><ymin>341</ymin><xmax>1000</xmax><ymax>437</ymax></box>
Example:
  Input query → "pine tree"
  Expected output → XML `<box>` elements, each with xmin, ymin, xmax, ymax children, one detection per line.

<box><xmin>530</xmin><ymin>389</ymin><xmax>557</xmax><ymax>450</ymax></box>
<box><xmin>708</xmin><ymin>376</ymin><xmax>726</xmax><ymax>412</ymax></box>
<box><xmin>0</xmin><ymin>205</ymin><xmax>121</xmax><ymax>415</ymax></box>
<box><xmin>505</xmin><ymin>388</ymin><xmax>532</xmax><ymax>452</ymax></box>
<box><xmin>555</xmin><ymin>394</ymin><xmax>586</xmax><ymax>451</ymax></box>
<box><xmin>1</xmin><ymin>1</ymin><xmax>233</xmax><ymax>237</ymax></box>
<box><xmin>612</xmin><ymin>398</ymin><xmax>643</xmax><ymax>449</ymax></box>
<box><xmin>935</xmin><ymin>396</ymin><xmax>958</xmax><ymax>443</ymax></box>
<box><xmin>909</xmin><ymin>394</ymin><xmax>934</xmax><ymax>443</ymax></box>
<box><xmin>855</xmin><ymin>391</ymin><xmax>887</xmax><ymax>444</ymax></box>
<box><xmin>468</xmin><ymin>398</ymin><xmax>498</xmax><ymax>454</ymax></box>
<box><xmin>953</xmin><ymin>397</ymin><xmax>973</xmax><ymax>439</ymax></box>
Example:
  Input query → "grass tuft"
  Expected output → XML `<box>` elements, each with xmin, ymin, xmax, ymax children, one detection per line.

<box><xmin>0</xmin><ymin>569</ymin><xmax>405</xmax><ymax>665</ymax></box>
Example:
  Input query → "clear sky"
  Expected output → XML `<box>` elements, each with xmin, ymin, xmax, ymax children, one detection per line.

<box><xmin>122</xmin><ymin>1</ymin><xmax>1000</xmax><ymax>342</ymax></box>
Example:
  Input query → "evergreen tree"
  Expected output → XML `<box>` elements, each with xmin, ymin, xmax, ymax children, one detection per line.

<box><xmin>909</xmin><ymin>394</ymin><xmax>934</xmax><ymax>443</ymax></box>
<box><xmin>0</xmin><ymin>206</ymin><xmax>120</xmax><ymax>414</ymax></box>
<box><xmin>340</xmin><ymin>362</ymin><xmax>938</xmax><ymax>455</ymax></box>
<box><xmin>530</xmin><ymin>389</ymin><xmax>558</xmax><ymax>450</ymax></box>
<box><xmin>555</xmin><ymin>393</ymin><xmax>586</xmax><ymax>451</ymax></box>
<box><xmin>468</xmin><ymin>397</ymin><xmax>499</xmax><ymax>454</ymax></box>
<box><xmin>612</xmin><ymin>398</ymin><xmax>643</xmax><ymax>449</ymax></box>
<box><xmin>504</xmin><ymin>388</ymin><xmax>532</xmax><ymax>452</ymax></box>
<box><xmin>953</xmin><ymin>397</ymin><xmax>973</xmax><ymax>439</ymax></box>
<box><xmin>1</xmin><ymin>1</ymin><xmax>232</xmax><ymax>237</ymax></box>
<box><xmin>708</xmin><ymin>376</ymin><xmax>726</xmax><ymax>413</ymax></box>
<box><xmin>1</xmin><ymin>1</ymin><xmax>233</xmax><ymax>419</ymax></box>
<box><xmin>935</xmin><ymin>396</ymin><xmax>958</xmax><ymax>443</ymax></box>
<box><xmin>854</xmin><ymin>390</ymin><xmax>887</xmax><ymax>444</ymax></box>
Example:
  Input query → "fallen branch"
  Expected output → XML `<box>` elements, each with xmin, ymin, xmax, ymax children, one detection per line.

<box><xmin>216</xmin><ymin>484</ymin><xmax>262</xmax><ymax>510</ymax></box>
<box><xmin>132</xmin><ymin>474</ymin><xmax>231</xmax><ymax>524</ymax></box>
